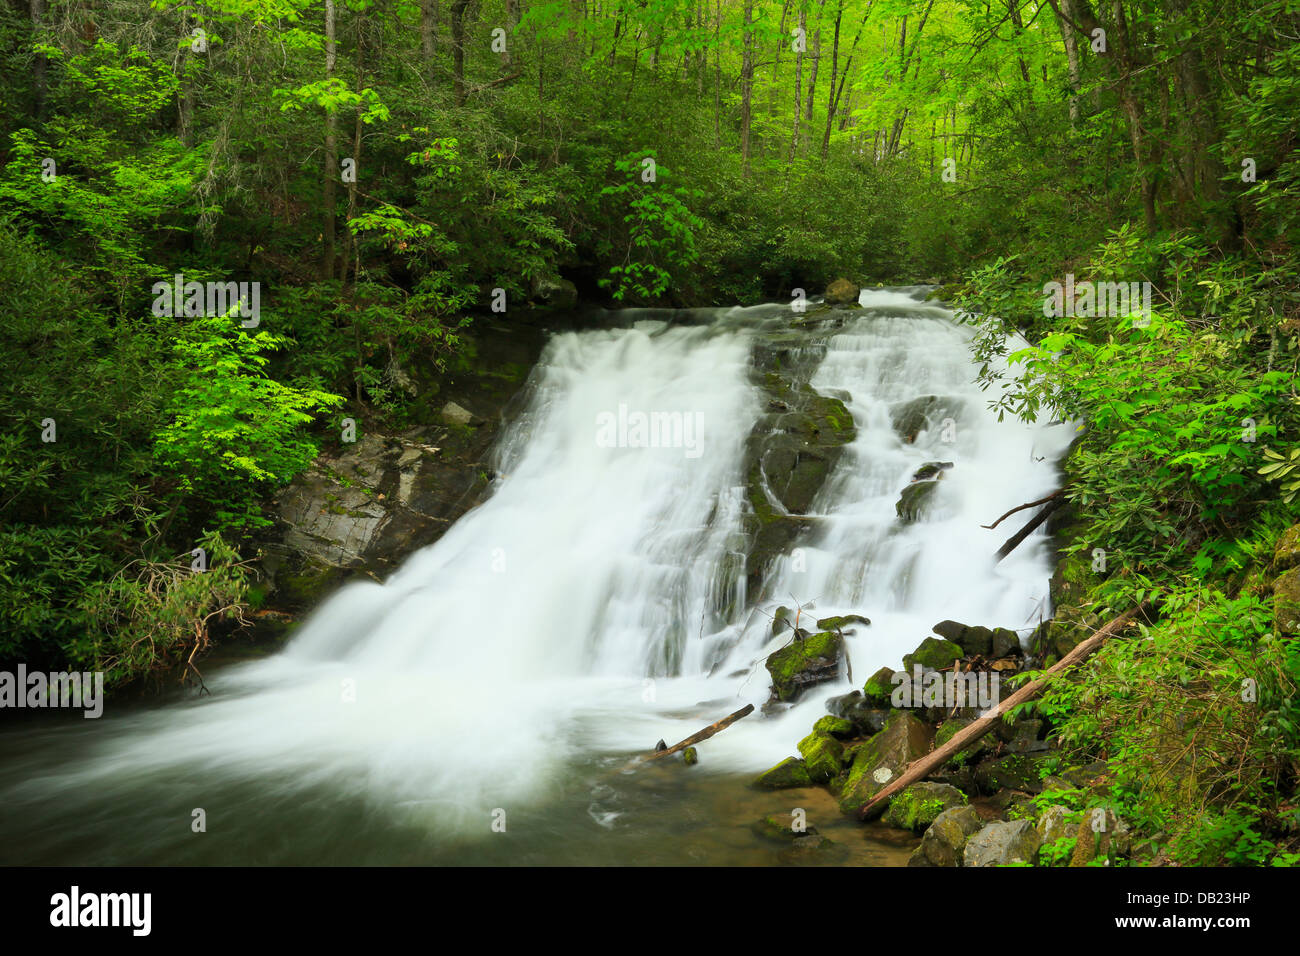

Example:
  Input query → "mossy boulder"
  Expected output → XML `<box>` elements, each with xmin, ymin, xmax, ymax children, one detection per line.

<box><xmin>1274</xmin><ymin>523</ymin><xmax>1300</xmax><ymax>572</ymax></box>
<box><xmin>1273</xmin><ymin>567</ymin><xmax>1300</xmax><ymax>635</ymax></box>
<box><xmin>881</xmin><ymin>782</ymin><xmax>968</xmax><ymax>832</ymax></box>
<box><xmin>911</xmin><ymin>460</ymin><xmax>953</xmax><ymax>482</ymax></box>
<box><xmin>825</xmin><ymin>691</ymin><xmax>890</xmax><ymax>737</ymax></box>
<box><xmin>959</xmin><ymin>625</ymin><xmax>993</xmax><ymax>657</ymax></box>
<box><xmin>751</xmin><ymin>756</ymin><xmax>813</xmax><ymax>790</ymax></box>
<box><xmin>682</xmin><ymin>747</ymin><xmax>699</xmax><ymax>766</ymax></box>
<box><xmin>935</xmin><ymin>717</ymin><xmax>989</xmax><ymax>767</ymax></box>
<box><xmin>902</xmin><ymin>637</ymin><xmax>963</xmax><ymax>672</ymax></box>
<box><xmin>1069</xmin><ymin>809</ymin><xmax>1131</xmax><ymax>866</ymax></box>
<box><xmin>908</xmin><ymin>805</ymin><xmax>982</xmax><ymax>867</ymax></box>
<box><xmin>862</xmin><ymin>666</ymin><xmax>897</xmax><ymax>706</ymax></box>
<box><xmin>812</xmin><ymin>715</ymin><xmax>854</xmax><ymax>738</ymax></box>
<box><xmin>798</xmin><ymin>730</ymin><xmax>846</xmax><ymax>783</ymax></box>
<box><xmin>991</xmin><ymin>627</ymin><xmax>1022</xmax><ymax>658</ymax></box>
<box><xmin>932</xmin><ymin>620</ymin><xmax>968</xmax><ymax>645</ymax></box>
<box><xmin>837</xmin><ymin>712</ymin><xmax>933</xmax><ymax>815</ymax></box>
<box><xmin>889</xmin><ymin>395</ymin><xmax>960</xmax><ymax>444</ymax></box>
<box><xmin>765</xmin><ymin>630</ymin><xmax>843</xmax><ymax>702</ymax></box>
<box><xmin>752</xmin><ymin>814</ymin><xmax>819</xmax><ymax>842</ymax></box>
<box><xmin>1036</xmin><ymin>805</ymin><xmax>1074</xmax><ymax>847</ymax></box>
<box><xmin>896</xmin><ymin>479</ymin><xmax>941</xmax><ymax>523</ymax></box>
<box><xmin>816</xmin><ymin>614</ymin><xmax>871</xmax><ymax>632</ymax></box>
<box><xmin>824</xmin><ymin>277</ymin><xmax>860</xmax><ymax>305</ymax></box>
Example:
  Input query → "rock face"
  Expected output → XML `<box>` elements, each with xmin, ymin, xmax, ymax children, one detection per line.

<box><xmin>963</xmin><ymin>819</ymin><xmax>1043</xmax><ymax>867</ymax></box>
<box><xmin>823</xmin><ymin>278</ymin><xmax>861</xmax><ymax>305</ymax></box>
<box><xmin>908</xmin><ymin>806</ymin><xmax>982</xmax><ymax>867</ymax></box>
<box><xmin>1273</xmin><ymin>567</ymin><xmax>1300</xmax><ymax>635</ymax></box>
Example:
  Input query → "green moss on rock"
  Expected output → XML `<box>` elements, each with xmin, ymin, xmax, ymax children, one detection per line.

<box><xmin>902</xmin><ymin>637</ymin><xmax>963</xmax><ymax>672</ymax></box>
<box><xmin>881</xmin><ymin>782</ymin><xmax>968</xmax><ymax>832</ymax></box>
<box><xmin>751</xmin><ymin>756</ymin><xmax>813</xmax><ymax>790</ymax></box>
<box><xmin>765</xmin><ymin>630</ymin><xmax>843</xmax><ymax>701</ymax></box>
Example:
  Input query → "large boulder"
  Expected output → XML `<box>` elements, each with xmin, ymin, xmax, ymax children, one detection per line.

<box><xmin>902</xmin><ymin>637</ymin><xmax>964</xmax><ymax>672</ymax></box>
<box><xmin>889</xmin><ymin>395</ymin><xmax>961</xmax><ymax>444</ymax></box>
<box><xmin>765</xmin><ymin>630</ymin><xmax>844</xmax><ymax>702</ymax></box>
<box><xmin>896</xmin><ymin>479</ymin><xmax>941</xmax><ymax>523</ymax></box>
<box><xmin>1273</xmin><ymin>523</ymin><xmax>1300</xmax><ymax>572</ymax></box>
<box><xmin>881</xmin><ymin>782</ymin><xmax>968</xmax><ymax>832</ymax></box>
<box><xmin>530</xmin><ymin>274</ymin><xmax>578</xmax><ymax>310</ymax></box>
<box><xmin>798</xmin><ymin>728</ymin><xmax>847</xmax><ymax>783</ymax></box>
<box><xmin>907</xmin><ymin>806</ymin><xmax>982</xmax><ymax>867</ymax></box>
<box><xmin>824</xmin><ymin>278</ymin><xmax>861</xmax><ymax>306</ymax></box>
<box><xmin>963</xmin><ymin>819</ymin><xmax>1043</xmax><ymax>867</ymax></box>
<box><xmin>1273</xmin><ymin>567</ymin><xmax>1300</xmax><ymax>635</ymax></box>
<box><xmin>825</xmin><ymin>690</ymin><xmax>890</xmax><ymax>737</ymax></box>
<box><xmin>837</xmin><ymin>712</ymin><xmax>933</xmax><ymax>815</ymax></box>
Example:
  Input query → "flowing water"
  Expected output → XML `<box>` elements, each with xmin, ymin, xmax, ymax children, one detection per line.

<box><xmin>0</xmin><ymin>287</ymin><xmax>1075</xmax><ymax>865</ymax></box>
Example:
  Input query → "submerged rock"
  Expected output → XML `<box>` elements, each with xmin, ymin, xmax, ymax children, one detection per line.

<box><xmin>889</xmin><ymin>395</ymin><xmax>958</xmax><ymax>444</ymax></box>
<box><xmin>907</xmin><ymin>806</ymin><xmax>982</xmax><ymax>867</ymax></box>
<box><xmin>895</xmin><ymin>479</ymin><xmax>940</xmax><ymax>523</ymax></box>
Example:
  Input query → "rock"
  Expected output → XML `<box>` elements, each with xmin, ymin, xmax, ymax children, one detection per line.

<box><xmin>881</xmin><ymin>782</ymin><xmax>968</xmax><ymax>832</ymax></box>
<box><xmin>862</xmin><ymin>666</ymin><xmax>896</xmax><ymax>706</ymax></box>
<box><xmin>907</xmin><ymin>806</ymin><xmax>982</xmax><ymax>867</ymax></box>
<box><xmin>752</xmin><ymin>814</ymin><xmax>819</xmax><ymax>842</ymax></box>
<box><xmin>816</xmin><ymin>614</ymin><xmax>871</xmax><ymax>632</ymax></box>
<box><xmin>1037</xmin><ymin>805</ymin><xmax>1073</xmax><ymax>847</ymax></box>
<box><xmin>959</xmin><ymin>625</ymin><xmax>994</xmax><ymax>657</ymax></box>
<box><xmin>932</xmin><ymin>620</ymin><xmax>967</xmax><ymax>644</ymax></box>
<box><xmin>682</xmin><ymin>747</ymin><xmax>699</xmax><ymax>766</ymax></box>
<box><xmin>771</xmin><ymin>605</ymin><xmax>794</xmax><ymax>637</ymax></box>
<box><xmin>963</xmin><ymin>819</ymin><xmax>1043</xmax><ymax>866</ymax></box>
<box><xmin>902</xmin><ymin>636</ymin><xmax>963</xmax><ymax>672</ymax></box>
<box><xmin>911</xmin><ymin>460</ymin><xmax>953</xmax><ymax>482</ymax></box>
<box><xmin>823</xmin><ymin>277</ymin><xmax>860</xmax><ymax>305</ymax></box>
<box><xmin>991</xmin><ymin>627</ymin><xmax>1023</xmax><ymax>658</ymax></box>
<box><xmin>1069</xmin><ymin>808</ymin><xmax>1131</xmax><ymax>866</ymax></box>
<box><xmin>439</xmin><ymin>401</ymin><xmax>480</xmax><ymax>427</ymax></box>
<box><xmin>934</xmin><ymin>717</ymin><xmax>989</xmax><ymax>766</ymax></box>
<box><xmin>1273</xmin><ymin>567</ymin><xmax>1300</xmax><ymax>635</ymax></box>
<box><xmin>765</xmin><ymin>630</ymin><xmax>844</xmax><ymax>702</ymax></box>
<box><xmin>895</xmin><ymin>479</ymin><xmax>940</xmax><ymax>523</ymax></box>
<box><xmin>1274</xmin><ymin>523</ymin><xmax>1300</xmax><ymax>572</ymax></box>
<box><xmin>751</xmin><ymin>756</ymin><xmax>813</xmax><ymax>790</ymax></box>
<box><xmin>973</xmin><ymin>753</ymin><xmax>1051</xmax><ymax>794</ymax></box>
<box><xmin>889</xmin><ymin>395</ymin><xmax>959</xmax><ymax>444</ymax></box>
<box><xmin>837</xmin><ymin>712</ymin><xmax>933</xmax><ymax>815</ymax></box>
<box><xmin>798</xmin><ymin>730</ymin><xmax>846</xmax><ymax>783</ymax></box>
<box><xmin>825</xmin><ymin>691</ymin><xmax>890</xmax><ymax>737</ymax></box>
<box><xmin>812</xmin><ymin>715</ymin><xmax>855</xmax><ymax>738</ymax></box>
<box><xmin>530</xmin><ymin>274</ymin><xmax>578</xmax><ymax>310</ymax></box>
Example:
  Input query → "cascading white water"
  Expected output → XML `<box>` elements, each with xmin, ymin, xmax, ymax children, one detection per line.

<box><xmin>0</xmin><ymin>287</ymin><xmax>1077</xmax><ymax>859</ymax></box>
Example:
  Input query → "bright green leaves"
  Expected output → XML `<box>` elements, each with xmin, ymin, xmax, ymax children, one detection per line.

<box><xmin>1260</xmin><ymin>447</ymin><xmax>1300</xmax><ymax>504</ymax></box>
<box><xmin>598</xmin><ymin>151</ymin><xmax>705</xmax><ymax>303</ymax></box>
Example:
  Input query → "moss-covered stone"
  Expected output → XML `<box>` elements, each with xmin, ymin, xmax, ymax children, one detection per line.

<box><xmin>812</xmin><ymin>715</ymin><xmax>854</xmax><ymax>738</ymax></box>
<box><xmin>750</xmin><ymin>756</ymin><xmax>813</xmax><ymax>790</ymax></box>
<box><xmin>798</xmin><ymin>731</ymin><xmax>845</xmax><ymax>783</ymax></box>
<box><xmin>1274</xmin><ymin>523</ymin><xmax>1300</xmax><ymax>572</ymax></box>
<box><xmin>838</xmin><ymin>712</ymin><xmax>933</xmax><ymax>815</ymax></box>
<box><xmin>752</xmin><ymin>814</ymin><xmax>819</xmax><ymax>842</ymax></box>
<box><xmin>881</xmin><ymin>782</ymin><xmax>968</xmax><ymax>832</ymax></box>
<box><xmin>862</xmin><ymin>666</ymin><xmax>896</xmax><ymax>706</ymax></box>
<box><xmin>765</xmin><ymin>630</ymin><xmax>843</xmax><ymax>701</ymax></box>
<box><xmin>815</xmin><ymin>614</ymin><xmax>871</xmax><ymax>632</ymax></box>
<box><xmin>935</xmin><ymin>717</ymin><xmax>988</xmax><ymax>767</ymax></box>
<box><xmin>907</xmin><ymin>805</ymin><xmax>982</xmax><ymax>867</ymax></box>
<box><xmin>1273</xmin><ymin>567</ymin><xmax>1300</xmax><ymax>635</ymax></box>
<box><xmin>896</xmin><ymin>479</ymin><xmax>940</xmax><ymax>523</ymax></box>
<box><xmin>682</xmin><ymin>747</ymin><xmax>698</xmax><ymax>766</ymax></box>
<box><xmin>902</xmin><ymin>636</ymin><xmax>963</xmax><ymax>672</ymax></box>
<box><xmin>991</xmin><ymin>628</ymin><xmax>1022</xmax><ymax>658</ymax></box>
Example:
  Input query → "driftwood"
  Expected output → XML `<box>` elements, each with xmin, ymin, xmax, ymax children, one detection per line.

<box><xmin>982</xmin><ymin>490</ymin><xmax>1063</xmax><ymax>530</ymax></box>
<box><xmin>994</xmin><ymin>495</ymin><xmax>1066</xmax><ymax>563</ymax></box>
<box><xmin>858</xmin><ymin>603</ymin><xmax>1152</xmax><ymax>820</ymax></box>
<box><xmin>627</xmin><ymin>704</ymin><xmax>755</xmax><ymax>768</ymax></box>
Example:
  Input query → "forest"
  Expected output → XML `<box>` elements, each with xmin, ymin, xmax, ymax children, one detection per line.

<box><xmin>1</xmin><ymin>0</ymin><xmax>1298</xmax><ymax>869</ymax></box>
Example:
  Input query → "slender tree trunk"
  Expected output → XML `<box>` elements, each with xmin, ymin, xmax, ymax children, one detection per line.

<box><xmin>820</xmin><ymin>0</ymin><xmax>842</xmax><ymax>158</ymax></box>
<box><xmin>1110</xmin><ymin>0</ymin><xmax>1158</xmax><ymax>231</ymax></box>
<box><xmin>323</xmin><ymin>0</ymin><xmax>338</xmax><ymax>280</ymax></box>
<box><xmin>451</xmin><ymin>0</ymin><xmax>469</xmax><ymax>105</ymax></box>
<box><xmin>31</xmin><ymin>0</ymin><xmax>46</xmax><ymax>121</ymax></box>
<box><xmin>741</xmin><ymin>0</ymin><xmax>754</xmax><ymax>175</ymax></box>
<box><xmin>1056</xmin><ymin>0</ymin><xmax>1082</xmax><ymax>125</ymax></box>
<box><xmin>790</xmin><ymin>4</ymin><xmax>806</xmax><ymax>160</ymax></box>
<box><xmin>420</xmin><ymin>0</ymin><xmax>437</xmax><ymax>81</ymax></box>
<box><xmin>806</xmin><ymin>0</ymin><xmax>824</xmax><ymax>121</ymax></box>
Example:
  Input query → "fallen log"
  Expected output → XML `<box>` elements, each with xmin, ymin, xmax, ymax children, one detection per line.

<box><xmin>858</xmin><ymin>603</ymin><xmax>1153</xmax><ymax>820</ymax></box>
<box><xmin>993</xmin><ymin>495</ymin><xmax>1065</xmax><ymax>563</ymax></box>
<box><xmin>627</xmin><ymin>704</ymin><xmax>755</xmax><ymax>768</ymax></box>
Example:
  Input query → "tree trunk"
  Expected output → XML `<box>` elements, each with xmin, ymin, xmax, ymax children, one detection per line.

<box><xmin>820</xmin><ymin>0</ymin><xmax>842</xmax><ymax>158</ymax></box>
<box><xmin>31</xmin><ymin>0</ymin><xmax>46</xmax><ymax>122</ymax></box>
<box><xmin>420</xmin><ymin>0</ymin><xmax>437</xmax><ymax>81</ymax></box>
<box><xmin>451</xmin><ymin>0</ymin><xmax>469</xmax><ymax>105</ymax></box>
<box><xmin>740</xmin><ymin>0</ymin><xmax>755</xmax><ymax>176</ymax></box>
<box><xmin>1055</xmin><ymin>0</ymin><xmax>1082</xmax><ymax>125</ymax></box>
<box><xmin>790</xmin><ymin>4</ymin><xmax>806</xmax><ymax>160</ymax></box>
<box><xmin>323</xmin><ymin>0</ymin><xmax>338</xmax><ymax>281</ymax></box>
<box><xmin>806</xmin><ymin>0</ymin><xmax>824</xmax><ymax>122</ymax></box>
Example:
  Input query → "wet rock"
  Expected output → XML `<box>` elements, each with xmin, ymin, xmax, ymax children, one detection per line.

<box><xmin>798</xmin><ymin>729</ymin><xmax>846</xmax><ymax>783</ymax></box>
<box><xmin>881</xmin><ymin>782</ymin><xmax>968</xmax><ymax>832</ymax></box>
<box><xmin>751</xmin><ymin>757</ymin><xmax>813</xmax><ymax>790</ymax></box>
<box><xmin>889</xmin><ymin>395</ymin><xmax>959</xmax><ymax>444</ymax></box>
<box><xmin>816</xmin><ymin>614</ymin><xmax>871</xmax><ymax>632</ymax></box>
<box><xmin>959</xmin><ymin>625</ymin><xmax>994</xmax><ymax>657</ymax></box>
<box><xmin>963</xmin><ymin>819</ymin><xmax>1042</xmax><ymax>867</ymax></box>
<box><xmin>752</xmin><ymin>814</ymin><xmax>819</xmax><ymax>842</ymax></box>
<box><xmin>911</xmin><ymin>460</ymin><xmax>953</xmax><ymax>482</ymax></box>
<box><xmin>862</xmin><ymin>666</ymin><xmax>897</xmax><ymax>707</ymax></box>
<box><xmin>991</xmin><ymin>627</ymin><xmax>1023</xmax><ymax>658</ymax></box>
<box><xmin>682</xmin><ymin>747</ymin><xmax>699</xmax><ymax>766</ymax></box>
<box><xmin>895</xmin><ymin>479</ymin><xmax>940</xmax><ymax>523</ymax></box>
<box><xmin>530</xmin><ymin>275</ymin><xmax>578</xmax><ymax>310</ymax></box>
<box><xmin>907</xmin><ymin>806</ymin><xmax>982</xmax><ymax>867</ymax></box>
<box><xmin>825</xmin><ymin>691</ymin><xmax>890</xmax><ymax>737</ymax></box>
<box><xmin>902</xmin><ymin>637</ymin><xmax>963</xmax><ymax>672</ymax></box>
<box><xmin>824</xmin><ymin>277</ymin><xmax>861</xmax><ymax>306</ymax></box>
<box><xmin>837</xmin><ymin>712</ymin><xmax>933</xmax><ymax>815</ymax></box>
<box><xmin>765</xmin><ymin>630</ymin><xmax>843</xmax><ymax>702</ymax></box>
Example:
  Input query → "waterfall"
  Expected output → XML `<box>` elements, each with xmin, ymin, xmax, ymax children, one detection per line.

<box><xmin>0</xmin><ymin>287</ymin><xmax>1076</xmax><ymax>862</ymax></box>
